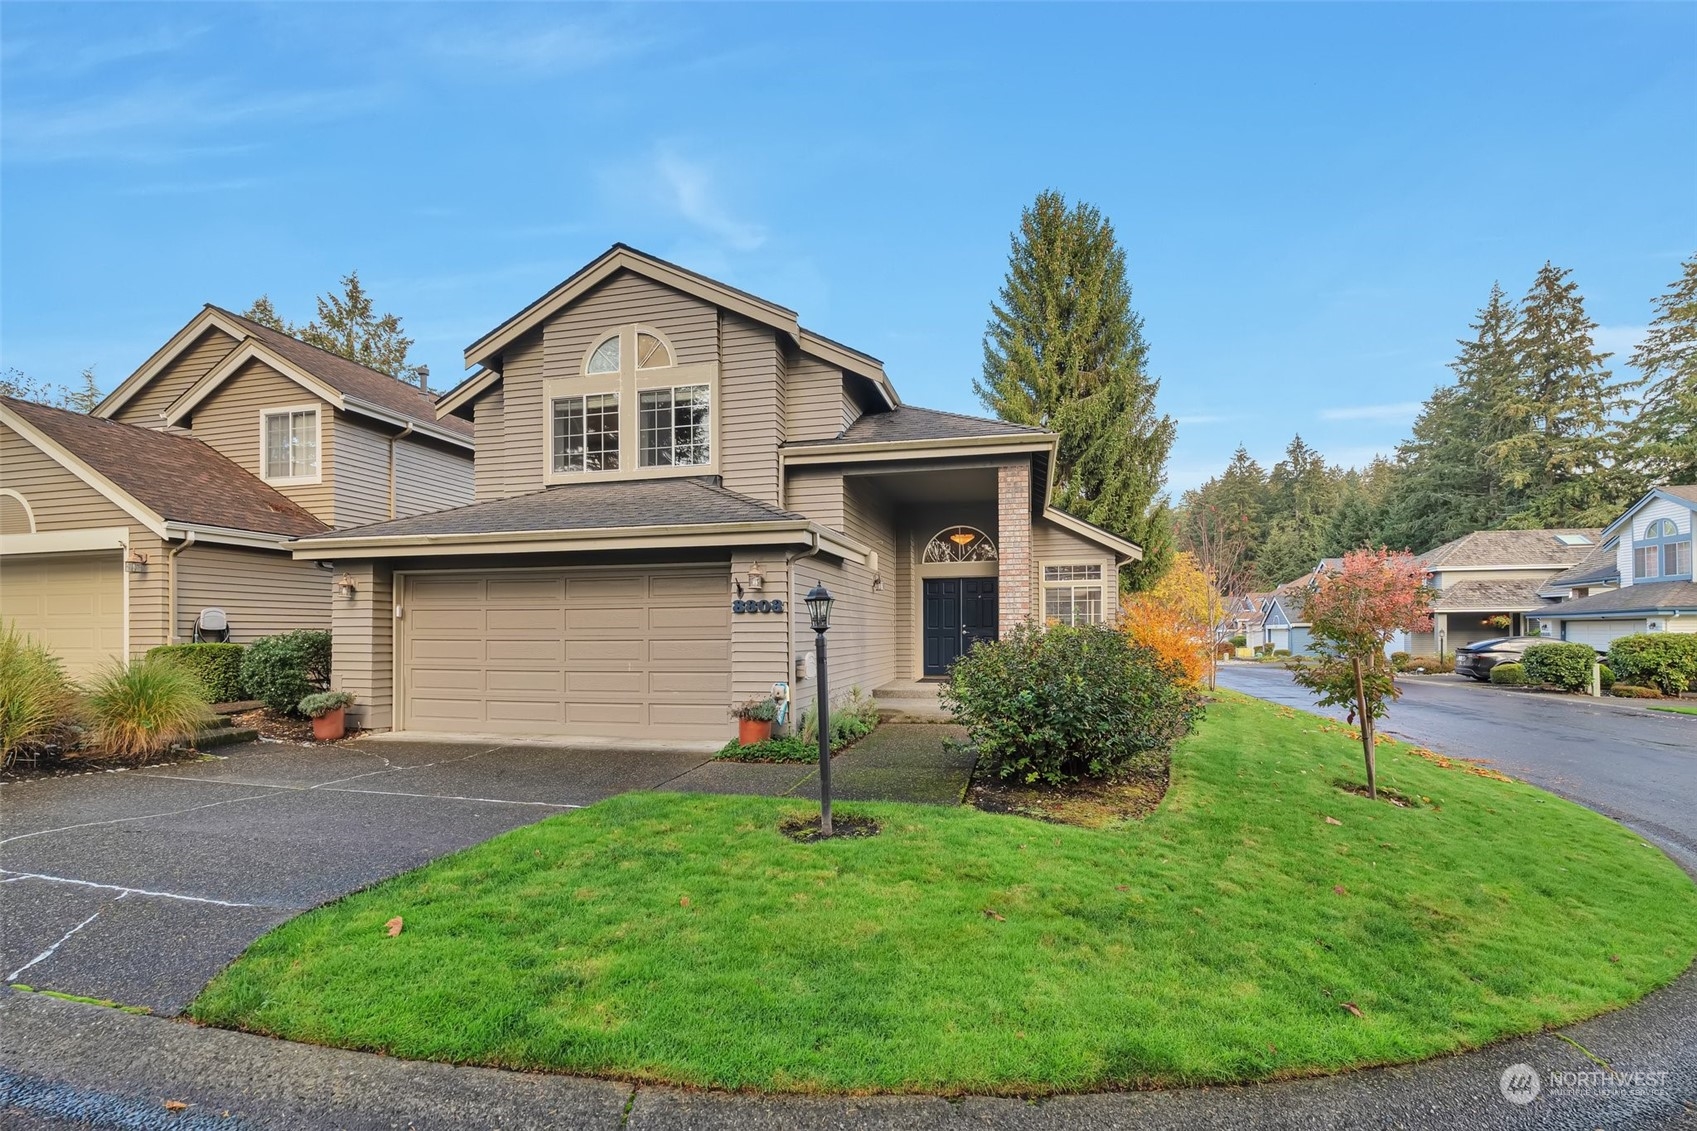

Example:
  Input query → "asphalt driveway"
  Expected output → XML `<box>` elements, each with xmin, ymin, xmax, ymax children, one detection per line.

<box><xmin>0</xmin><ymin>738</ymin><xmax>714</xmax><ymax>1014</ymax></box>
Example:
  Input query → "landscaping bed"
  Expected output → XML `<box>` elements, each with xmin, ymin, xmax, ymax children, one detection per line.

<box><xmin>190</xmin><ymin>692</ymin><xmax>1697</xmax><ymax>1095</ymax></box>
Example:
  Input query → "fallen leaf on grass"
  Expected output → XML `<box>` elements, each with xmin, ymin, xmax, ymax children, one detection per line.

<box><xmin>679</xmin><ymin>896</ymin><xmax>691</xmax><ymax>908</ymax></box>
<box><xmin>1610</xmin><ymin>954</ymin><xmax>1621</xmax><ymax>963</ymax></box>
<box><xmin>1341</xmin><ymin>1001</ymin><xmax>1364</xmax><ymax>1018</ymax></box>
<box><xmin>163</xmin><ymin>1100</ymin><xmax>189</xmax><ymax>1113</ymax></box>
<box><xmin>1333</xmin><ymin>885</ymin><xmax>1348</xmax><ymax>896</ymax></box>
<box><xmin>983</xmin><ymin>909</ymin><xmax>1006</xmax><ymax>921</ymax></box>
<box><xmin>384</xmin><ymin>917</ymin><xmax>403</xmax><ymax>937</ymax></box>
<box><xmin>1324</xmin><ymin>816</ymin><xmax>1342</xmax><ymax>826</ymax></box>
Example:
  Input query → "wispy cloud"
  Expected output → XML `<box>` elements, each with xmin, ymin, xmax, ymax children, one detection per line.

<box><xmin>419</xmin><ymin>18</ymin><xmax>649</xmax><ymax>74</ymax></box>
<box><xmin>651</xmin><ymin>149</ymin><xmax>767</xmax><ymax>252</ymax></box>
<box><xmin>1319</xmin><ymin>402</ymin><xmax>1422</xmax><ymax>422</ymax></box>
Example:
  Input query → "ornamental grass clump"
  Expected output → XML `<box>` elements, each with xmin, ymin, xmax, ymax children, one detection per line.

<box><xmin>0</xmin><ymin>622</ymin><xmax>81</xmax><ymax>767</ymax></box>
<box><xmin>943</xmin><ymin>621</ymin><xmax>1202</xmax><ymax>787</ymax></box>
<box><xmin>85</xmin><ymin>656</ymin><xmax>214</xmax><ymax>761</ymax></box>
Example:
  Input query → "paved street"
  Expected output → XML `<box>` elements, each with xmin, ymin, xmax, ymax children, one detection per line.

<box><xmin>1216</xmin><ymin>663</ymin><xmax>1697</xmax><ymax>866</ymax></box>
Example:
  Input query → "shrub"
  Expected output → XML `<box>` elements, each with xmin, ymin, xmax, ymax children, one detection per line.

<box><xmin>1600</xmin><ymin>664</ymin><xmax>1615</xmax><ymax>691</ymax></box>
<box><xmin>1607</xmin><ymin>634</ymin><xmax>1697</xmax><ymax>697</ymax></box>
<box><xmin>0</xmin><ymin>624</ymin><xmax>81</xmax><ymax>767</ymax></box>
<box><xmin>1406</xmin><ymin>654</ymin><xmax>1455</xmax><ymax>674</ymax></box>
<box><xmin>1521</xmin><ymin>642</ymin><xmax>1599</xmax><ymax>692</ymax></box>
<box><xmin>147</xmin><ymin>643</ymin><xmax>245</xmax><ymax>703</ymax></box>
<box><xmin>715</xmin><ymin>735</ymin><xmax>816</xmax><ymax>763</ymax></box>
<box><xmin>85</xmin><ymin>656</ymin><xmax>214</xmax><ymax>761</ymax></box>
<box><xmin>1273</xmin><ymin>648</ymin><xmax>1291</xmax><ymax>657</ymax></box>
<box><xmin>1121</xmin><ymin>595</ymin><xmax>1208</xmax><ymax>685</ymax></box>
<box><xmin>240</xmin><ymin>631</ymin><xmax>331</xmax><ymax>715</ymax></box>
<box><xmin>1230</xmin><ymin>634</ymin><xmax>1247</xmax><ymax>648</ymax></box>
<box><xmin>1610</xmin><ymin>684</ymin><xmax>1663</xmax><ymax>699</ymax></box>
<box><xmin>1489</xmin><ymin>662</ymin><xmax>1527</xmax><ymax>686</ymax></box>
<box><xmin>299</xmin><ymin>689</ymin><xmax>355</xmax><ymax>718</ymax></box>
<box><xmin>1390</xmin><ymin>651</ymin><xmax>1411</xmax><ymax>672</ymax></box>
<box><xmin>799</xmin><ymin>686</ymin><xmax>879</xmax><ymax>751</ymax></box>
<box><xmin>942</xmin><ymin>622</ymin><xmax>1203</xmax><ymax>787</ymax></box>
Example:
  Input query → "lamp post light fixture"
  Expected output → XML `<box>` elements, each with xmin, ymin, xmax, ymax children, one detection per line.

<box><xmin>804</xmin><ymin>581</ymin><xmax>835</xmax><ymax>837</ymax></box>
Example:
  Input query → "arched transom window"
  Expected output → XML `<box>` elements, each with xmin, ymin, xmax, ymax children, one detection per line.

<box><xmin>922</xmin><ymin>526</ymin><xmax>997</xmax><ymax>563</ymax></box>
<box><xmin>1635</xmin><ymin>516</ymin><xmax>1692</xmax><ymax>581</ymax></box>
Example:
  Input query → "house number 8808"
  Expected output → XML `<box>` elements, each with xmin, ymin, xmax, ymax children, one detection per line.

<box><xmin>731</xmin><ymin>599</ymin><xmax>784</xmax><ymax>614</ymax></box>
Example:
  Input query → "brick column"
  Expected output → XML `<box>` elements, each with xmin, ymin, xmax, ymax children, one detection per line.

<box><xmin>997</xmin><ymin>461</ymin><xmax>1033</xmax><ymax>633</ymax></box>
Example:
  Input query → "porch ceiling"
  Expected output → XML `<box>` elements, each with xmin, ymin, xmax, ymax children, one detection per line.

<box><xmin>849</xmin><ymin>466</ymin><xmax>998</xmax><ymax>505</ymax></box>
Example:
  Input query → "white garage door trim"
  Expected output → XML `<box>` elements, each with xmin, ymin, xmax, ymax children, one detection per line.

<box><xmin>394</xmin><ymin>564</ymin><xmax>732</xmax><ymax>741</ymax></box>
<box><xmin>1561</xmin><ymin>619</ymin><xmax>1647</xmax><ymax>650</ymax></box>
<box><xmin>0</xmin><ymin>550</ymin><xmax>128</xmax><ymax>677</ymax></box>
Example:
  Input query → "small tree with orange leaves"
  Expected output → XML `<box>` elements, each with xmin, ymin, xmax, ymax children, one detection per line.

<box><xmin>1122</xmin><ymin>552</ymin><xmax>1215</xmax><ymax>686</ymax></box>
<box><xmin>1291</xmin><ymin>549</ymin><xmax>1433</xmax><ymax>799</ymax></box>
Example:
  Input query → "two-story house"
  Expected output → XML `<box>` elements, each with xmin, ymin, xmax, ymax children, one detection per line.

<box><xmin>0</xmin><ymin>307</ymin><xmax>473</xmax><ymax>677</ymax></box>
<box><xmin>1533</xmin><ymin>486</ymin><xmax>1697</xmax><ymax>649</ymax></box>
<box><xmin>1409</xmin><ymin>528</ymin><xmax>1603</xmax><ymax>654</ymax></box>
<box><xmin>291</xmin><ymin>245</ymin><xmax>1140</xmax><ymax>740</ymax></box>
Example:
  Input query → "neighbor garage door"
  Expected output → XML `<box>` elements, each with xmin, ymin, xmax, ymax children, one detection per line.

<box><xmin>398</xmin><ymin>567</ymin><xmax>731</xmax><ymax>740</ymax></box>
<box><xmin>1563</xmin><ymin>619</ymin><xmax>1645</xmax><ymax>650</ymax></box>
<box><xmin>0</xmin><ymin>552</ymin><xmax>124</xmax><ymax>678</ymax></box>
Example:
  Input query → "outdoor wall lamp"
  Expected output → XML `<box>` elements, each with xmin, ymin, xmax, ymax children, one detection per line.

<box><xmin>123</xmin><ymin>548</ymin><xmax>148</xmax><ymax>574</ymax></box>
<box><xmin>746</xmin><ymin>562</ymin><xmax>765</xmax><ymax>592</ymax></box>
<box><xmin>336</xmin><ymin>573</ymin><xmax>357</xmax><ymax>599</ymax></box>
<box><xmin>805</xmin><ymin>581</ymin><xmax>836</xmax><ymax>836</ymax></box>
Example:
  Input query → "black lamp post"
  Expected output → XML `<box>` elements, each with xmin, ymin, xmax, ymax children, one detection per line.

<box><xmin>804</xmin><ymin>581</ymin><xmax>835</xmax><ymax>837</ymax></box>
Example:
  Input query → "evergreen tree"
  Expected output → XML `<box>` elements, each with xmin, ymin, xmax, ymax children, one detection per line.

<box><xmin>63</xmin><ymin>367</ymin><xmax>102</xmax><ymax>413</ymax></box>
<box><xmin>979</xmin><ymin>190</ymin><xmax>1176</xmax><ymax>587</ymax></box>
<box><xmin>1630</xmin><ymin>251</ymin><xmax>1697</xmax><ymax>484</ymax></box>
<box><xmin>1491</xmin><ymin>263</ymin><xmax>1632</xmax><ymax>525</ymax></box>
<box><xmin>1178</xmin><ymin>446</ymin><xmax>1266</xmax><ymax>583</ymax></box>
<box><xmin>241</xmin><ymin>273</ymin><xmax>429</xmax><ymax>388</ymax></box>
<box><xmin>1</xmin><ymin>365</ymin><xmax>101</xmax><ymax>412</ymax></box>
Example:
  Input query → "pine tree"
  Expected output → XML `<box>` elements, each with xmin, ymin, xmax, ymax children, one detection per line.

<box><xmin>1492</xmin><ymin>263</ymin><xmax>1634</xmax><ymax>525</ymax></box>
<box><xmin>241</xmin><ymin>273</ymin><xmax>429</xmax><ymax>388</ymax></box>
<box><xmin>63</xmin><ymin>368</ymin><xmax>102</xmax><ymax>413</ymax></box>
<box><xmin>1630</xmin><ymin>251</ymin><xmax>1697</xmax><ymax>484</ymax></box>
<box><xmin>1178</xmin><ymin>446</ymin><xmax>1266</xmax><ymax>584</ymax></box>
<box><xmin>978</xmin><ymin>190</ymin><xmax>1176</xmax><ymax>588</ymax></box>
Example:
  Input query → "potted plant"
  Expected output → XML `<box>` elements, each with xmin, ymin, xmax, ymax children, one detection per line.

<box><xmin>730</xmin><ymin>697</ymin><xmax>778</xmax><ymax>745</ymax></box>
<box><xmin>299</xmin><ymin>689</ymin><xmax>356</xmax><ymax>742</ymax></box>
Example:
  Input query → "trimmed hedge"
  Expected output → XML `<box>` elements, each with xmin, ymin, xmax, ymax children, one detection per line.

<box><xmin>1607</xmin><ymin>634</ymin><xmax>1697</xmax><ymax>697</ymax></box>
<box><xmin>147</xmin><ymin>643</ymin><xmax>246</xmax><ymax>704</ymax></box>
<box><xmin>1522</xmin><ymin>642</ymin><xmax>1598</xmax><ymax>693</ymax></box>
<box><xmin>240</xmin><ymin>631</ymin><xmax>332</xmax><ymax>715</ymax></box>
<box><xmin>1406</xmin><ymin>654</ymin><xmax>1455</xmax><ymax>674</ymax></box>
<box><xmin>1489</xmin><ymin>662</ymin><xmax>1527</xmax><ymax>686</ymax></box>
<box><xmin>1610</xmin><ymin>684</ymin><xmax>1664</xmax><ymax>700</ymax></box>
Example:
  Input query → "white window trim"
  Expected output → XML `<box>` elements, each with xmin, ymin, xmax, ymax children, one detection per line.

<box><xmin>1041</xmin><ymin>559</ymin><xmax>1108</xmax><ymax>626</ymax></box>
<box><xmin>543</xmin><ymin>323</ymin><xmax>718</xmax><ymax>485</ymax></box>
<box><xmin>259</xmin><ymin>404</ymin><xmax>322</xmax><ymax>486</ymax></box>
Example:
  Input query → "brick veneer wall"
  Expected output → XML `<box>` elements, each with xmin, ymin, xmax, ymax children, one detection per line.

<box><xmin>997</xmin><ymin>461</ymin><xmax>1033</xmax><ymax>632</ymax></box>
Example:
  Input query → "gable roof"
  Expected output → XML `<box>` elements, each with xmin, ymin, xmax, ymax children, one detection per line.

<box><xmin>787</xmin><ymin>404</ymin><xmax>1050</xmax><ymax>447</ymax></box>
<box><xmin>2</xmin><ymin>396</ymin><xmax>327</xmax><ymax>538</ymax></box>
<box><xmin>1541</xmin><ymin>542</ymin><xmax>1621</xmax><ymax>592</ymax></box>
<box><xmin>1263</xmin><ymin>581</ymin><xmax>1311</xmax><ymax>625</ymax></box>
<box><xmin>1540</xmin><ymin>580</ymin><xmax>1697</xmax><ymax>619</ymax></box>
<box><xmin>456</xmin><ymin>244</ymin><xmax>897</xmax><ymax>411</ymax></box>
<box><xmin>1416</xmin><ymin>528</ymin><xmax>1601</xmax><ymax>571</ymax></box>
<box><xmin>1430</xmin><ymin>577</ymin><xmax>1550</xmax><ymax>613</ymax></box>
<box><xmin>96</xmin><ymin>306</ymin><xmax>471</xmax><ymax>445</ymax></box>
<box><xmin>1600</xmin><ymin>485</ymin><xmax>1697</xmax><ymax>539</ymax></box>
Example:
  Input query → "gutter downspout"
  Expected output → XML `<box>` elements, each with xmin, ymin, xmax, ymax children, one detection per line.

<box><xmin>387</xmin><ymin>423</ymin><xmax>416</xmax><ymax>520</ymax></box>
<box><xmin>783</xmin><ymin>531</ymin><xmax>825</xmax><ymax>735</ymax></box>
<box><xmin>167</xmin><ymin>532</ymin><xmax>196</xmax><ymax>644</ymax></box>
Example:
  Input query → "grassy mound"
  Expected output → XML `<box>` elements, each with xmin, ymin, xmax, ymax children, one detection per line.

<box><xmin>190</xmin><ymin>693</ymin><xmax>1697</xmax><ymax>1094</ymax></box>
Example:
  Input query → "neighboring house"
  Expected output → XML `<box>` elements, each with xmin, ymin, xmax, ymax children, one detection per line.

<box><xmin>1260</xmin><ymin>579</ymin><xmax>1311</xmax><ymax>654</ymax></box>
<box><xmin>1532</xmin><ymin>486</ymin><xmax>1697</xmax><ymax>650</ymax></box>
<box><xmin>0</xmin><ymin>310</ymin><xmax>474</xmax><ymax>678</ymax></box>
<box><xmin>1410</xmin><ymin>528</ymin><xmax>1603</xmax><ymax>654</ymax></box>
<box><xmin>1224</xmin><ymin>592</ymin><xmax>1270</xmax><ymax>646</ymax></box>
<box><xmin>289</xmin><ymin>245</ymin><xmax>1141</xmax><ymax>740</ymax></box>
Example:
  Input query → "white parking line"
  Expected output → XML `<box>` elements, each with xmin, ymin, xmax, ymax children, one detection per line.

<box><xmin>317</xmin><ymin>786</ymin><xmax>581</xmax><ymax>808</ymax></box>
<box><xmin>0</xmin><ymin>869</ymin><xmax>269</xmax><ymax>908</ymax></box>
<box><xmin>0</xmin><ymin>792</ymin><xmax>281</xmax><ymax>846</ymax></box>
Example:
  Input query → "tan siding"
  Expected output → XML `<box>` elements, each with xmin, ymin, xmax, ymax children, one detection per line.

<box><xmin>393</xmin><ymin>437</ymin><xmax>474</xmax><ymax>519</ymax></box>
<box><xmin>490</xmin><ymin>331</ymin><xmax>546</xmax><ymax>498</ymax></box>
<box><xmin>0</xmin><ymin>494</ymin><xmax>30</xmax><ymax>534</ymax></box>
<box><xmin>785</xmin><ymin>357</ymin><xmax>846</xmax><ymax>442</ymax></box>
<box><xmin>332</xmin><ymin>417</ymin><xmax>393</xmax><ymax>528</ymax></box>
<box><xmin>541</xmin><ymin>271</ymin><xmax>717</xmax><ymax>379</ymax></box>
<box><xmin>111</xmin><ymin>327</ymin><xmax>240</xmax><ymax>430</ymax></box>
<box><xmin>730</xmin><ymin>550</ymin><xmax>788</xmax><ymax>712</ymax></box>
<box><xmin>1032</xmin><ymin>519</ymin><xmax>1119</xmax><ymax>627</ymax></box>
<box><xmin>786</xmin><ymin>468</ymin><xmax>844</xmax><ymax>530</ymax></box>
<box><xmin>474</xmin><ymin>391</ymin><xmax>505</xmax><ymax>502</ymax></box>
<box><xmin>125</xmin><ymin>530</ymin><xmax>170</xmax><ymax>653</ymax></box>
<box><xmin>331</xmin><ymin>561</ymin><xmax>394</xmax><ymax>730</ymax></box>
<box><xmin>190</xmin><ymin>358</ymin><xmax>336</xmax><ymax>523</ymax></box>
<box><xmin>0</xmin><ymin>425</ymin><xmax>135</xmax><ymax>531</ymax></box>
<box><xmin>173</xmin><ymin>543</ymin><xmax>330</xmax><ymax>644</ymax></box>
<box><xmin>718</xmin><ymin>314</ymin><xmax>783</xmax><ymax>506</ymax></box>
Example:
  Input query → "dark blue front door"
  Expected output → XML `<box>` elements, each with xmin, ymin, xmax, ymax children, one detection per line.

<box><xmin>923</xmin><ymin>577</ymin><xmax>998</xmax><ymax>676</ymax></box>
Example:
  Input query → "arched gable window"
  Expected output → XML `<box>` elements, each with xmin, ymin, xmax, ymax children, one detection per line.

<box><xmin>0</xmin><ymin>489</ymin><xmax>35</xmax><ymax>535</ymax></box>
<box><xmin>922</xmin><ymin>526</ymin><xmax>997</xmax><ymax>564</ymax></box>
<box><xmin>1635</xmin><ymin>516</ymin><xmax>1692</xmax><ymax>581</ymax></box>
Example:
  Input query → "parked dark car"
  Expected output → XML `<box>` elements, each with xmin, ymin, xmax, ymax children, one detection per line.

<box><xmin>1454</xmin><ymin>636</ymin><xmax>1598</xmax><ymax>681</ymax></box>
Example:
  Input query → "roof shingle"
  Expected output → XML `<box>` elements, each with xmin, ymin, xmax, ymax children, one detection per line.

<box><xmin>1541</xmin><ymin>581</ymin><xmax>1697</xmax><ymax>618</ymax></box>
<box><xmin>4</xmin><ymin>397</ymin><xmax>327</xmax><ymax>537</ymax></box>
<box><xmin>786</xmin><ymin>405</ymin><xmax>1047</xmax><ymax>447</ymax></box>
<box><xmin>1431</xmin><ymin>577</ymin><xmax>1551</xmax><ymax>612</ymax></box>
<box><xmin>1417</xmin><ymin>528</ymin><xmax>1601</xmax><ymax>570</ymax></box>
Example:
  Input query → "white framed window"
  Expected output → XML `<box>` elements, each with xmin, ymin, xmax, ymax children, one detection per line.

<box><xmin>1043</xmin><ymin>563</ymin><xmax>1105</xmax><ymax>626</ymax></box>
<box><xmin>639</xmin><ymin>384</ymin><xmax>711</xmax><ymax>467</ymax></box>
<box><xmin>586</xmin><ymin>333</ymin><xmax>621</xmax><ymax>375</ymax></box>
<box><xmin>260</xmin><ymin>405</ymin><xmax>320</xmax><ymax>484</ymax></box>
<box><xmin>552</xmin><ymin>392</ymin><xmax>619</xmax><ymax>473</ymax></box>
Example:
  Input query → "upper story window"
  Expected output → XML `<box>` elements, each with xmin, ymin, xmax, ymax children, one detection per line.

<box><xmin>261</xmin><ymin>405</ymin><xmax>320</xmax><ymax>484</ymax></box>
<box><xmin>1634</xmin><ymin>517</ymin><xmax>1692</xmax><ymax>580</ymax></box>
<box><xmin>1043</xmin><ymin>563</ymin><xmax>1104</xmax><ymax>626</ymax></box>
<box><xmin>544</xmin><ymin>324</ymin><xmax>716</xmax><ymax>484</ymax></box>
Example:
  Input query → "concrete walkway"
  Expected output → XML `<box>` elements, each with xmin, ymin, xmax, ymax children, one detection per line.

<box><xmin>660</xmin><ymin>722</ymin><xmax>974</xmax><ymax>805</ymax></box>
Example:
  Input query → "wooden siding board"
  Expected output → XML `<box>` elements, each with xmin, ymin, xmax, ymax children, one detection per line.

<box><xmin>111</xmin><ymin>327</ymin><xmax>240</xmax><ymax>431</ymax></box>
<box><xmin>394</xmin><ymin>436</ymin><xmax>474</xmax><ymax>519</ymax></box>
<box><xmin>785</xmin><ymin>357</ymin><xmax>846</xmax><ymax>442</ymax></box>
<box><xmin>474</xmin><ymin>390</ymin><xmax>506</xmax><ymax>502</ymax></box>
<box><xmin>719</xmin><ymin>313</ymin><xmax>782</xmax><ymax>506</ymax></box>
<box><xmin>190</xmin><ymin>358</ymin><xmax>337</xmax><ymax>524</ymax></box>
<box><xmin>1</xmin><ymin>425</ymin><xmax>135</xmax><ymax>531</ymax></box>
<box><xmin>333</xmin><ymin>417</ymin><xmax>393</xmax><ymax>528</ymax></box>
<box><xmin>332</xmin><ymin>561</ymin><xmax>394</xmax><ymax>730</ymax></box>
<box><xmin>174</xmin><ymin>543</ymin><xmax>330</xmax><ymax>643</ymax></box>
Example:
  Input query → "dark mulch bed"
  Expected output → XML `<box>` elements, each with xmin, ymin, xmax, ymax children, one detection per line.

<box><xmin>1332</xmin><ymin>779</ymin><xmax>1426</xmax><ymax>808</ymax></box>
<box><xmin>968</xmin><ymin>766</ymin><xmax>1169</xmax><ymax>829</ymax></box>
<box><xmin>1</xmin><ymin>744</ymin><xmax>212</xmax><ymax>783</ymax></box>
<box><xmin>230</xmin><ymin>707</ymin><xmax>361</xmax><ymax>746</ymax></box>
<box><xmin>779</xmin><ymin>812</ymin><xmax>882</xmax><ymax>843</ymax></box>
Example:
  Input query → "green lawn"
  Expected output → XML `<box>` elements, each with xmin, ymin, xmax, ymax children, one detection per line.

<box><xmin>1649</xmin><ymin>705</ymin><xmax>1697</xmax><ymax>716</ymax></box>
<box><xmin>190</xmin><ymin>693</ymin><xmax>1697</xmax><ymax>1094</ymax></box>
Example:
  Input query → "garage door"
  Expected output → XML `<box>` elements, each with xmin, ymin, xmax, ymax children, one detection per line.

<box><xmin>0</xmin><ymin>552</ymin><xmax>124</xmax><ymax>678</ymax></box>
<box><xmin>1563</xmin><ymin>619</ymin><xmax>1645</xmax><ymax>650</ymax></box>
<box><xmin>399</xmin><ymin>567</ymin><xmax>732</xmax><ymax>740</ymax></box>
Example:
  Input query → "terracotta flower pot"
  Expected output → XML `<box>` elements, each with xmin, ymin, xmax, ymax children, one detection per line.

<box><xmin>311</xmin><ymin>706</ymin><xmax>346</xmax><ymax>742</ymax></box>
<box><xmin>738</xmin><ymin>717</ymin><xmax>773</xmax><ymax>746</ymax></box>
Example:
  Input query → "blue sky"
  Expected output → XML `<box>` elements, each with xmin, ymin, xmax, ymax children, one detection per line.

<box><xmin>3</xmin><ymin>3</ymin><xmax>1693</xmax><ymax>494</ymax></box>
